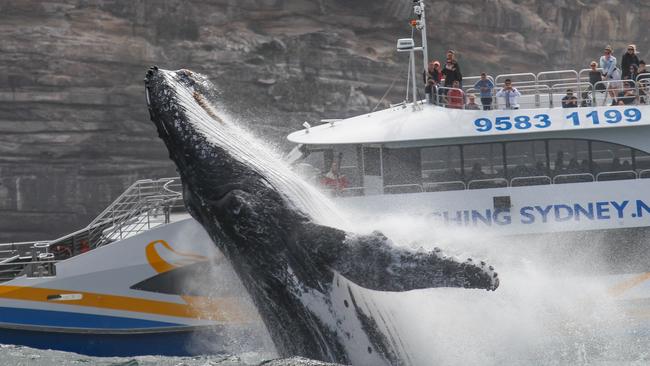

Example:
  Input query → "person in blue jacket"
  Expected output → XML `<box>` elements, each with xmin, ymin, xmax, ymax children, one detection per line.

<box><xmin>474</xmin><ymin>72</ymin><xmax>494</xmax><ymax>110</ymax></box>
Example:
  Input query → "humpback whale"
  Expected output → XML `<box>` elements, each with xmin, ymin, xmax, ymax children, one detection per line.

<box><xmin>144</xmin><ymin>67</ymin><xmax>499</xmax><ymax>365</ymax></box>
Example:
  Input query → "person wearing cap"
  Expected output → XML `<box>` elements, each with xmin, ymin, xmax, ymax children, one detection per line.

<box><xmin>621</xmin><ymin>44</ymin><xmax>640</xmax><ymax>80</ymax></box>
<box><xmin>473</xmin><ymin>72</ymin><xmax>494</xmax><ymax>110</ymax></box>
<box><xmin>442</xmin><ymin>49</ymin><xmax>462</xmax><ymax>91</ymax></box>
<box><xmin>465</xmin><ymin>93</ymin><xmax>481</xmax><ymax>110</ymax></box>
<box><xmin>561</xmin><ymin>89</ymin><xmax>578</xmax><ymax>108</ymax></box>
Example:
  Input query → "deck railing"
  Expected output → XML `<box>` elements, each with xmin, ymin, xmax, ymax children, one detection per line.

<box><xmin>0</xmin><ymin>177</ymin><xmax>187</xmax><ymax>283</ymax></box>
<box><xmin>447</xmin><ymin>68</ymin><xmax>650</xmax><ymax>110</ymax></box>
<box><xmin>376</xmin><ymin>169</ymin><xmax>649</xmax><ymax>195</ymax></box>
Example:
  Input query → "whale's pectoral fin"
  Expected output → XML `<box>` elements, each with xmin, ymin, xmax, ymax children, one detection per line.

<box><xmin>305</xmin><ymin>225</ymin><xmax>498</xmax><ymax>291</ymax></box>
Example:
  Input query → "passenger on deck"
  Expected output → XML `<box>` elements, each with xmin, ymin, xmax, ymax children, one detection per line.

<box><xmin>465</xmin><ymin>93</ymin><xmax>480</xmax><ymax>110</ymax></box>
<box><xmin>600</xmin><ymin>45</ymin><xmax>618</xmax><ymax>80</ymax></box>
<box><xmin>446</xmin><ymin>80</ymin><xmax>464</xmax><ymax>109</ymax></box>
<box><xmin>611</xmin><ymin>157</ymin><xmax>622</xmax><ymax>171</ymax></box>
<box><xmin>496</xmin><ymin>79</ymin><xmax>521</xmax><ymax>109</ymax></box>
<box><xmin>600</xmin><ymin>45</ymin><xmax>621</xmax><ymax>104</ymax></box>
<box><xmin>589</xmin><ymin>61</ymin><xmax>603</xmax><ymax>92</ymax></box>
<box><xmin>580</xmin><ymin>91</ymin><xmax>592</xmax><ymax>107</ymax></box>
<box><xmin>474</xmin><ymin>72</ymin><xmax>494</xmax><ymax>110</ymax></box>
<box><xmin>442</xmin><ymin>50</ymin><xmax>462</xmax><ymax>92</ymax></box>
<box><xmin>621</xmin><ymin>44</ymin><xmax>640</xmax><ymax>80</ymax></box>
<box><xmin>561</xmin><ymin>89</ymin><xmax>578</xmax><ymax>108</ymax></box>
<box><xmin>628</xmin><ymin>64</ymin><xmax>639</xmax><ymax>81</ymax></box>
<box><xmin>617</xmin><ymin>81</ymin><xmax>636</xmax><ymax>105</ymax></box>
<box><xmin>423</xmin><ymin>60</ymin><xmax>438</xmax><ymax>104</ymax></box>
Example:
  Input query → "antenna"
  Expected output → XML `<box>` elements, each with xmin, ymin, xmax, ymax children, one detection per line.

<box><xmin>412</xmin><ymin>0</ymin><xmax>428</xmax><ymax>71</ymax></box>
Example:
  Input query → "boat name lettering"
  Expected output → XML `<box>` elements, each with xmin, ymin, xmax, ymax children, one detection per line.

<box><xmin>473</xmin><ymin>114</ymin><xmax>551</xmax><ymax>132</ymax></box>
<box><xmin>566</xmin><ymin>108</ymin><xmax>641</xmax><ymax>126</ymax></box>
<box><xmin>430</xmin><ymin>199</ymin><xmax>650</xmax><ymax>227</ymax></box>
<box><xmin>472</xmin><ymin>108</ymin><xmax>642</xmax><ymax>133</ymax></box>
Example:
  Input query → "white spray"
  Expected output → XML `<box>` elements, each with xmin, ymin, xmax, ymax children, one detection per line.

<box><xmin>165</xmin><ymin>70</ymin><xmax>647</xmax><ymax>365</ymax></box>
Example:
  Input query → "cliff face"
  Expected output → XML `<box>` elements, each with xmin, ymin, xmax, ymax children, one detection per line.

<box><xmin>1</xmin><ymin>0</ymin><xmax>648</xmax><ymax>242</ymax></box>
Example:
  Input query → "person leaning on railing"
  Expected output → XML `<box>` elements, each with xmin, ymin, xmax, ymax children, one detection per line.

<box><xmin>600</xmin><ymin>45</ymin><xmax>622</xmax><ymax>104</ymax></box>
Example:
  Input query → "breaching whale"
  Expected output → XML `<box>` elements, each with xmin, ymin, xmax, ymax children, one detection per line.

<box><xmin>144</xmin><ymin>67</ymin><xmax>499</xmax><ymax>365</ymax></box>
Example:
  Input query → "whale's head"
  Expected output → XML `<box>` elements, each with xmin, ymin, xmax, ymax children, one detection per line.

<box><xmin>145</xmin><ymin>67</ymin><xmax>304</xmax><ymax>259</ymax></box>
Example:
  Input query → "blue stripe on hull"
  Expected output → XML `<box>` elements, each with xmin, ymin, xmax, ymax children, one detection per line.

<box><xmin>0</xmin><ymin>306</ymin><xmax>181</xmax><ymax>329</ymax></box>
<box><xmin>0</xmin><ymin>327</ymin><xmax>221</xmax><ymax>356</ymax></box>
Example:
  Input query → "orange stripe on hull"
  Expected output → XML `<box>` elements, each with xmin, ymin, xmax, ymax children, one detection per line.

<box><xmin>0</xmin><ymin>286</ymin><xmax>247</xmax><ymax>322</ymax></box>
<box><xmin>609</xmin><ymin>272</ymin><xmax>650</xmax><ymax>297</ymax></box>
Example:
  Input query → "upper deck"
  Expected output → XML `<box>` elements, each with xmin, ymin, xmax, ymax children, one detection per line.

<box><xmin>288</xmin><ymin>68</ymin><xmax>650</xmax><ymax>147</ymax></box>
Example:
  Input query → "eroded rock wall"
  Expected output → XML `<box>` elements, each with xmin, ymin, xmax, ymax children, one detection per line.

<box><xmin>1</xmin><ymin>0</ymin><xmax>648</xmax><ymax>241</ymax></box>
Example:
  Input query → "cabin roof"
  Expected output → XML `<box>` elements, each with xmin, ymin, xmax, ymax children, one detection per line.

<box><xmin>288</xmin><ymin>103</ymin><xmax>650</xmax><ymax>146</ymax></box>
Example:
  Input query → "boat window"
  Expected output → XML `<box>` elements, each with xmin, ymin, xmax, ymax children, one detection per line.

<box><xmin>506</xmin><ymin>141</ymin><xmax>548</xmax><ymax>180</ymax></box>
<box><xmin>421</xmin><ymin>146</ymin><xmax>462</xmax><ymax>182</ymax></box>
<box><xmin>462</xmin><ymin>143</ymin><xmax>508</xmax><ymax>189</ymax></box>
<box><xmin>297</xmin><ymin>150</ymin><xmax>327</xmax><ymax>184</ymax></box>
<box><xmin>548</xmin><ymin>139</ymin><xmax>590</xmax><ymax>176</ymax></box>
<box><xmin>382</xmin><ymin>148</ymin><xmax>422</xmax><ymax>187</ymax></box>
<box><xmin>463</xmin><ymin>143</ymin><xmax>505</xmax><ymax>180</ymax></box>
<box><xmin>363</xmin><ymin>147</ymin><xmax>381</xmax><ymax>176</ymax></box>
<box><xmin>333</xmin><ymin>145</ymin><xmax>362</xmax><ymax>188</ymax></box>
<box><xmin>635</xmin><ymin>149</ymin><xmax>650</xmax><ymax>172</ymax></box>
<box><xmin>591</xmin><ymin>141</ymin><xmax>633</xmax><ymax>173</ymax></box>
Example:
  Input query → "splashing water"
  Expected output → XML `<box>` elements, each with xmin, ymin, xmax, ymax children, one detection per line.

<box><xmin>163</xmin><ymin>70</ymin><xmax>349</xmax><ymax>230</ymax></box>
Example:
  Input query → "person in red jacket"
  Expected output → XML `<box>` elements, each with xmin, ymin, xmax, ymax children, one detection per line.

<box><xmin>446</xmin><ymin>80</ymin><xmax>464</xmax><ymax>109</ymax></box>
<box><xmin>320</xmin><ymin>159</ymin><xmax>349</xmax><ymax>190</ymax></box>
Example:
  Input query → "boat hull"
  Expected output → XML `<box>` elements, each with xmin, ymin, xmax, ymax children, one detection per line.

<box><xmin>0</xmin><ymin>219</ymin><xmax>268</xmax><ymax>356</ymax></box>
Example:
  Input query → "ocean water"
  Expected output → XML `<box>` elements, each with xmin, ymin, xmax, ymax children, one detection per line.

<box><xmin>0</xmin><ymin>345</ymin><xmax>269</xmax><ymax>366</ymax></box>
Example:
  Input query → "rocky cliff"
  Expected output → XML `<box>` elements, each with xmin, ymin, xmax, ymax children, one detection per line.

<box><xmin>1</xmin><ymin>0</ymin><xmax>649</xmax><ymax>242</ymax></box>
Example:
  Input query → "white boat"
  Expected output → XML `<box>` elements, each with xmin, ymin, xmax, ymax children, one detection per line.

<box><xmin>0</xmin><ymin>178</ymin><xmax>264</xmax><ymax>356</ymax></box>
<box><xmin>287</xmin><ymin>1</ymin><xmax>650</xmax><ymax>237</ymax></box>
<box><xmin>285</xmin><ymin>0</ymin><xmax>650</xmax><ymax>322</ymax></box>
